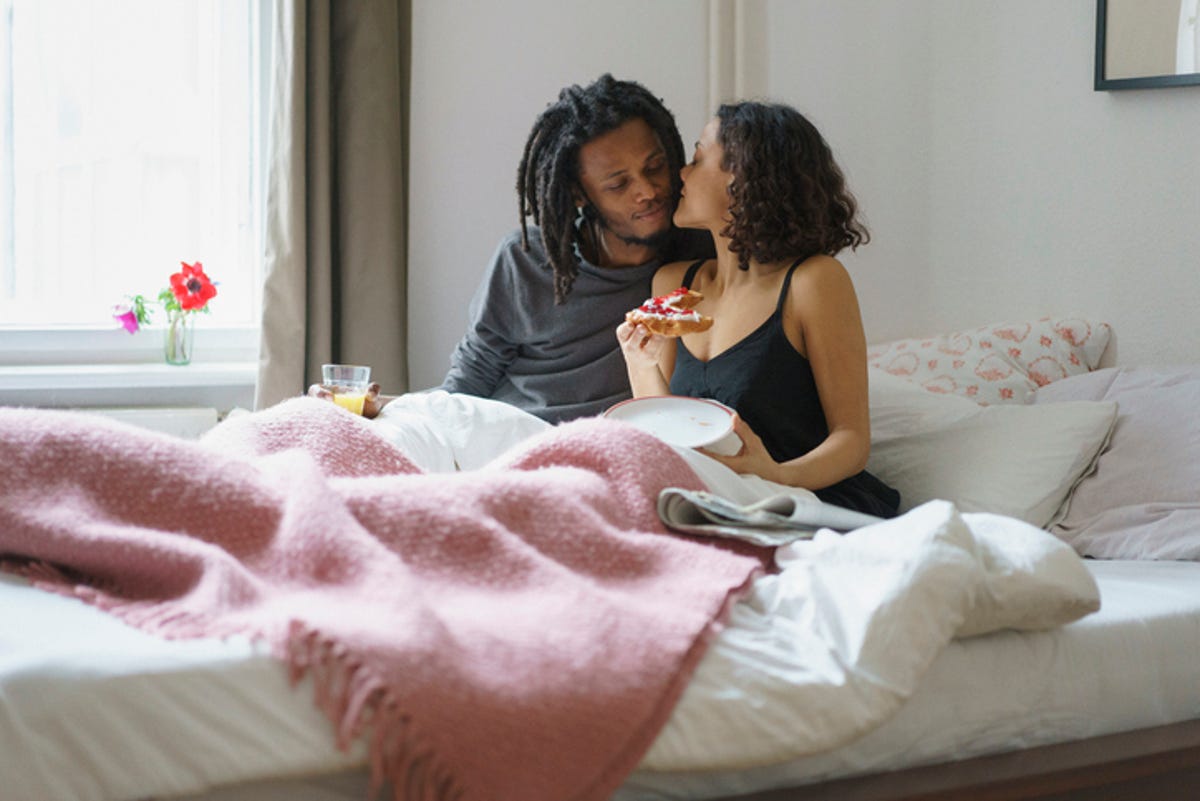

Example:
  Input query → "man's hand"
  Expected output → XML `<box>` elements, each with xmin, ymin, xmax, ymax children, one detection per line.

<box><xmin>306</xmin><ymin>382</ymin><xmax>386</xmax><ymax>419</ymax></box>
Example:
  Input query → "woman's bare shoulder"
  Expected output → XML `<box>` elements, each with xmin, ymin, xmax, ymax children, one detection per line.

<box><xmin>793</xmin><ymin>253</ymin><xmax>848</xmax><ymax>278</ymax></box>
<box><xmin>790</xmin><ymin>254</ymin><xmax>854</xmax><ymax>294</ymax></box>
<box><xmin>787</xmin><ymin>255</ymin><xmax>861</xmax><ymax>324</ymax></box>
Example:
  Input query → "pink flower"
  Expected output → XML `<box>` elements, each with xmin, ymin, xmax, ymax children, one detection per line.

<box><xmin>113</xmin><ymin>304</ymin><xmax>140</xmax><ymax>334</ymax></box>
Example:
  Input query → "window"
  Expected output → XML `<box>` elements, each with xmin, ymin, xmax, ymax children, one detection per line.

<box><xmin>0</xmin><ymin>0</ymin><xmax>269</xmax><ymax>357</ymax></box>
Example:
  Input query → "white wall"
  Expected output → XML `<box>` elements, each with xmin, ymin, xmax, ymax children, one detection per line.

<box><xmin>407</xmin><ymin>0</ymin><xmax>712</xmax><ymax>389</ymax></box>
<box><xmin>409</xmin><ymin>0</ymin><xmax>1200</xmax><ymax>388</ymax></box>
<box><xmin>762</xmin><ymin>0</ymin><xmax>1200</xmax><ymax>364</ymax></box>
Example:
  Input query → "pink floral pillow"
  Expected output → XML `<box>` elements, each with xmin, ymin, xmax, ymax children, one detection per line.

<box><xmin>867</xmin><ymin>317</ymin><xmax>1111</xmax><ymax>405</ymax></box>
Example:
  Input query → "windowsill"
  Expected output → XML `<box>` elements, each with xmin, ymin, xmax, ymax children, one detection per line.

<box><xmin>0</xmin><ymin>361</ymin><xmax>257</xmax><ymax>412</ymax></box>
<box><xmin>0</xmin><ymin>325</ymin><xmax>259</xmax><ymax>411</ymax></box>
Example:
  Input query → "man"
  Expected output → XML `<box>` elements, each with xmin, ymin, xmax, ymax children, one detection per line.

<box><xmin>331</xmin><ymin>74</ymin><xmax>710</xmax><ymax>422</ymax></box>
<box><xmin>437</xmin><ymin>73</ymin><xmax>712</xmax><ymax>423</ymax></box>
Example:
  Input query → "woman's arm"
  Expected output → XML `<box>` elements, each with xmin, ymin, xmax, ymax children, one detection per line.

<box><xmin>616</xmin><ymin>261</ymin><xmax>691</xmax><ymax>397</ymax></box>
<box><xmin>703</xmin><ymin>256</ymin><xmax>872</xmax><ymax>489</ymax></box>
<box><xmin>615</xmin><ymin>321</ymin><xmax>671</xmax><ymax>396</ymax></box>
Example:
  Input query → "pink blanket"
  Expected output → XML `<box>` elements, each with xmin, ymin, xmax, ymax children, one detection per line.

<box><xmin>0</xmin><ymin>398</ymin><xmax>762</xmax><ymax>801</ymax></box>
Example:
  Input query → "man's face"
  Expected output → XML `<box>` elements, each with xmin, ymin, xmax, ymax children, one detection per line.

<box><xmin>575</xmin><ymin>118</ymin><xmax>674</xmax><ymax>248</ymax></box>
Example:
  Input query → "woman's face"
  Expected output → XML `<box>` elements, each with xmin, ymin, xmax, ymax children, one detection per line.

<box><xmin>673</xmin><ymin>118</ymin><xmax>733</xmax><ymax>231</ymax></box>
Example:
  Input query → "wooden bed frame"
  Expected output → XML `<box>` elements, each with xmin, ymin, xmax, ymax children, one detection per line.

<box><xmin>716</xmin><ymin>719</ymin><xmax>1200</xmax><ymax>800</ymax></box>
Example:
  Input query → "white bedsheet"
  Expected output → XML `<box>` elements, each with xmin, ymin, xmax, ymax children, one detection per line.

<box><xmin>0</xmin><ymin>572</ymin><xmax>364</xmax><ymax>801</ymax></box>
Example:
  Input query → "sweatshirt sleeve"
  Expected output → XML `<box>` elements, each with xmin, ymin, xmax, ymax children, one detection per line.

<box><xmin>440</xmin><ymin>238</ymin><xmax>522</xmax><ymax>397</ymax></box>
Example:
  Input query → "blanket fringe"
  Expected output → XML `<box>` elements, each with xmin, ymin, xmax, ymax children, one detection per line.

<box><xmin>286</xmin><ymin>621</ymin><xmax>464</xmax><ymax>801</ymax></box>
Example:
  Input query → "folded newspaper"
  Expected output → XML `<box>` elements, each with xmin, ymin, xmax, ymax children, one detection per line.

<box><xmin>657</xmin><ymin>487</ymin><xmax>883</xmax><ymax>547</ymax></box>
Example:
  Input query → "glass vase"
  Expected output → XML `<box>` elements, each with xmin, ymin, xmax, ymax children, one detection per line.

<box><xmin>164</xmin><ymin>313</ymin><xmax>195</xmax><ymax>365</ymax></box>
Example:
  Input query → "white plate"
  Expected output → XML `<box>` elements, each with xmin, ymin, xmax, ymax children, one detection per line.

<box><xmin>603</xmin><ymin>395</ymin><xmax>735</xmax><ymax>449</ymax></box>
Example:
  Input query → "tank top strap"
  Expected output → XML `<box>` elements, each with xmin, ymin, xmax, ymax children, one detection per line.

<box><xmin>681</xmin><ymin>259</ymin><xmax>707</xmax><ymax>289</ymax></box>
<box><xmin>774</xmin><ymin>257</ymin><xmax>806</xmax><ymax>314</ymax></box>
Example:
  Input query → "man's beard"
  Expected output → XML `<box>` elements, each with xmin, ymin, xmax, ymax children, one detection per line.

<box><xmin>593</xmin><ymin>208</ymin><xmax>673</xmax><ymax>251</ymax></box>
<box><xmin>613</xmin><ymin>227</ymin><xmax>672</xmax><ymax>250</ymax></box>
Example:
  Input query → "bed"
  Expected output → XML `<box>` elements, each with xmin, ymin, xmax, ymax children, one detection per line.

<box><xmin>3</xmin><ymin>316</ymin><xmax>1200</xmax><ymax>801</ymax></box>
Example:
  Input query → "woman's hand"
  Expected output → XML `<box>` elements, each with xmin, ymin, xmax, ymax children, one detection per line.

<box><xmin>698</xmin><ymin>414</ymin><xmax>783</xmax><ymax>484</ymax></box>
<box><xmin>616</xmin><ymin>321</ymin><xmax>672</xmax><ymax>396</ymax></box>
<box><xmin>306</xmin><ymin>381</ymin><xmax>386</xmax><ymax>419</ymax></box>
<box><xmin>615</xmin><ymin>321</ymin><xmax>667</xmax><ymax>369</ymax></box>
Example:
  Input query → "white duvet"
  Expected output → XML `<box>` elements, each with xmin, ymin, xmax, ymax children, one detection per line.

<box><xmin>644</xmin><ymin>501</ymin><xmax>1099</xmax><ymax>770</ymax></box>
<box><xmin>378</xmin><ymin>392</ymin><xmax>1101</xmax><ymax>770</ymax></box>
<box><xmin>0</xmin><ymin>392</ymin><xmax>1102</xmax><ymax>801</ymax></box>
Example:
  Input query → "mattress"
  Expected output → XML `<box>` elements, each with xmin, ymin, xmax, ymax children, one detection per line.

<box><xmin>3</xmin><ymin>561</ymin><xmax>1199</xmax><ymax>801</ymax></box>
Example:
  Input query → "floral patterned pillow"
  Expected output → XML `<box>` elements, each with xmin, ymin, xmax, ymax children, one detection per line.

<box><xmin>867</xmin><ymin>317</ymin><xmax>1112</xmax><ymax>405</ymax></box>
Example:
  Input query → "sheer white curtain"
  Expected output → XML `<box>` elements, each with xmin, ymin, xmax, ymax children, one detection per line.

<box><xmin>256</xmin><ymin>0</ymin><xmax>409</xmax><ymax>408</ymax></box>
<box><xmin>1180</xmin><ymin>0</ymin><xmax>1199</xmax><ymax>74</ymax></box>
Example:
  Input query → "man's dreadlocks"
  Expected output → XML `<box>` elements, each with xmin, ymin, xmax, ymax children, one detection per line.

<box><xmin>516</xmin><ymin>74</ymin><xmax>686</xmax><ymax>304</ymax></box>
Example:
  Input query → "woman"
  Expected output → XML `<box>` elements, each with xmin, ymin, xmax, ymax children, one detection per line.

<box><xmin>616</xmin><ymin>101</ymin><xmax>899</xmax><ymax>517</ymax></box>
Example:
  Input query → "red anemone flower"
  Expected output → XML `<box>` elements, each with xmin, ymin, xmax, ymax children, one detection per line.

<box><xmin>169</xmin><ymin>261</ymin><xmax>218</xmax><ymax>311</ymax></box>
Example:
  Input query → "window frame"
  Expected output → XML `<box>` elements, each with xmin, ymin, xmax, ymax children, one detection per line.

<box><xmin>0</xmin><ymin>0</ymin><xmax>272</xmax><ymax>412</ymax></box>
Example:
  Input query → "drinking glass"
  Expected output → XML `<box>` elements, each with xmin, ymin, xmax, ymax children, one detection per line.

<box><xmin>321</xmin><ymin>364</ymin><xmax>372</xmax><ymax>415</ymax></box>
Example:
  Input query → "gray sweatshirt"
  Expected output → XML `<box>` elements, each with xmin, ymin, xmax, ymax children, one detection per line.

<box><xmin>439</xmin><ymin>226</ymin><xmax>661</xmax><ymax>423</ymax></box>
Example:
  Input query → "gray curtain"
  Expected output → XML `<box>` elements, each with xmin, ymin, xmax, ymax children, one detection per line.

<box><xmin>255</xmin><ymin>0</ymin><xmax>409</xmax><ymax>408</ymax></box>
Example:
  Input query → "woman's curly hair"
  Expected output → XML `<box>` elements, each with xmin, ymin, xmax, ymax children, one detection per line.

<box><xmin>716</xmin><ymin>102</ymin><xmax>868</xmax><ymax>270</ymax></box>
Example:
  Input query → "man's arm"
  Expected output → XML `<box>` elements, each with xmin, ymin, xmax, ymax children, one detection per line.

<box><xmin>440</xmin><ymin>319</ymin><xmax>516</xmax><ymax>398</ymax></box>
<box><xmin>439</xmin><ymin>236</ymin><xmax>524</xmax><ymax>398</ymax></box>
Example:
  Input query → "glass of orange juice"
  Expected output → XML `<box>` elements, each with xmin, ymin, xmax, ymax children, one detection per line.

<box><xmin>321</xmin><ymin>364</ymin><xmax>371</xmax><ymax>415</ymax></box>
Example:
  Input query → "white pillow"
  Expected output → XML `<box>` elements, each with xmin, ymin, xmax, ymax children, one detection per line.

<box><xmin>866</xmin><ymin>399</ymin><xmax>1118</xmax><ymax>527</ymax></box>
<box><xmin>1034</xmin><ymin>366</ymin><xmax>1200</xmax><ymax>559</ymax></box>
<box><xmin>868</xmin><ymin>367</ymin><xmax>979</xmax><ymax>440</ymax></box>
<box><xmin>956</xmin><ymin>511</ymin><xmax>1100</xmax><ymax>637</ymax></box>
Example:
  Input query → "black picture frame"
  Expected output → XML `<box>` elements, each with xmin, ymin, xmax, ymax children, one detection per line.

<box><xmin>1095</xmin><ymin>0</ymin><xmax>1200</xmax><ymax>90</ymax></box>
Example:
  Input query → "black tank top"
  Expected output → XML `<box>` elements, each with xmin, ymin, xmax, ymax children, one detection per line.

<box><xmin>670</xmin><ymin>259</ymin><xmax>900</xmax><ymax>518</ymax></box>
